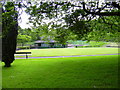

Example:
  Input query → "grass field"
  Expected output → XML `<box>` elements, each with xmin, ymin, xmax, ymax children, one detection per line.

<box><xmin>2</xmin><ymin>55</ymin><xmax>118</xmax><ymax>88</ymax></box>
<box><xmin>15</xmin><ymin>48</ymin><xmax>119</xmax><ymax>57</ymax></box>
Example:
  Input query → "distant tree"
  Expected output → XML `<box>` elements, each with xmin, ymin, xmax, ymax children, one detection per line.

<box><xmin>17</xmin><ymin>34</ymin><xmax>32</xmax><ymax>46</ymax></box>
<box><xmin>25</xmin><ymin>1</ymin><xmax>120</xmax><ymax>40</ymax></box>
<box><xmin>17</xmin><ymin>27</ymin><xmax>32</xmax><ymax>45</ymax></box>
<box><xmin>50</xmin><ymin>24</ymin><xmax>77</xmax><ymax>47</ymax></box>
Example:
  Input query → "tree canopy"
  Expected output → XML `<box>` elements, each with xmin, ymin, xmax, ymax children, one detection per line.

<box><xmin>23</xmin><ymin>1</ymin><xmax>120</xmax><ymax>42</ymax></box>
<box><xmin>2</xmin><ymin>2</ymin><xmax>19</xmax><ymax>67</ymax></box>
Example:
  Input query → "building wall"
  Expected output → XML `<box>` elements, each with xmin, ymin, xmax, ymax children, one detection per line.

<box><xmin>35</xmin><ymin>43</ymin><xmax>67</xmax><ymax>48</ymax></box>
<box><xmin>41</xmin><ymin>43</ymin><xmax>50</xmax><ymax>47</ymax></box>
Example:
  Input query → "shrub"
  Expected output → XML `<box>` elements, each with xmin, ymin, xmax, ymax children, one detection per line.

<box><xmin>17</xmin><ymin>46</ymin><xmax>30</xmax><ymax>49</ymax></box>
<box><xmin>89</xmin><ymin>41</ymin><xmax>107</xmax><ymax>47</ymax></box>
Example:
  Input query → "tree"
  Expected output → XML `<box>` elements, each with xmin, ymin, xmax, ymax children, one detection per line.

<box><xmin>85</xmin><ymin>16</ymin><xmax>120</xmax><ymax>42</ymax></box>
<box><xmin>50</xmin><ymin>24</ymin><xmax>77</xmax><ymax>46</ymax></box>
<box><xmin>25</xmin><ymin>1</ymin><xmax>120</xmax><ymax>41</ymax></box>
<box><xmin>17</xmin><ymin>27</ymin><xmax>32</xmax><ymax>46</ymax></box>
<box><xmin>82</xmin><ymin>2</ymin><xmax>120</xmax><ymax>16</ymax></box>
<box><xmin>17</xmin><ymin>34</ymin><xmax>32</xmax><ymax>46</ymax></box>
<box><xmin>2</xmin><ymin>2</ymin><xmax>19</xmax><ymax>67</ymax></box>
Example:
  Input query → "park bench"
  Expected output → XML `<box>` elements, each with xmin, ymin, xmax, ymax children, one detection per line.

<box><xmin>15</xmin><ymin>52</ymin><xmax>31</xmax><ymax>59</ymax></box>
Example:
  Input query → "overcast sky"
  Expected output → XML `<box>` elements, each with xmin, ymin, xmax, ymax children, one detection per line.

<box><xmin>18</xmin><ymin>10</ymin><xmax>31</xmax><ymax>29</ymax></box>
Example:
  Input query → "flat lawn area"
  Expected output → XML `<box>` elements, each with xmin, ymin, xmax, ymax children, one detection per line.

<box><xmin>15</xmin><ymin>47</ymin><xmax>119</xmax><ymax>57</ymax></box>
<box><xmin>2</xmin><ymin>55</ymin><xmax>118</xmax><ymax>88</ymax></box>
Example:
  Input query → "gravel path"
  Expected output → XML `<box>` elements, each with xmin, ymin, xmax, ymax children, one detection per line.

<box><xmin>15</xmin><ymin>53</ymin><xmax>120</xmax><ymax>59</ymax></box>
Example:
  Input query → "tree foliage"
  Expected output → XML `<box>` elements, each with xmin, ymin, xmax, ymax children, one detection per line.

<box><xmin>24</xmin><ymin>1</ymin><xmax>120</xmax><ymax>41</ymax></box>
<box><xmin>86</xmin><ymin>16</ymin><xmax>120</xmax><ymax>42</ymax></box>
<box><xmin>2</xmin><ymin>2</ymin><xmax>19</xmax><ymax>67</ymax></box>
<box><xmin>17</xmin><ymin>27</ymin><xmax>32</xmax><ymax>45</ymax></box>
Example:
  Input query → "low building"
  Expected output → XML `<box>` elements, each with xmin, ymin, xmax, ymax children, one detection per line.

<box><xmin>34</xmin><ymin>40</ymin><xmax>67</xmax><ymax>48</ymax></box>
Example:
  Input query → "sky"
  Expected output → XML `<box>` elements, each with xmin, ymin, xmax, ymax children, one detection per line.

<box><xmin>18</xmin><ymin>11</ymin><xmax>31</xmax><ymax>29</ymax></box>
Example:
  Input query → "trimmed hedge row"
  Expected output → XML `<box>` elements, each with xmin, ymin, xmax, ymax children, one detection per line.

<box><xmin>76</xmin><ymin>45</ymin><xmax>101</xmax><ymax>48</ymax></box>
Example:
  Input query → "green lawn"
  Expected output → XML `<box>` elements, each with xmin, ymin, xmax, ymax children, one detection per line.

<box><xmin>15</xmin><ymin>47</ymin><xmax>119</xmax><ymax>57</ymax></box>
<box><xmin>2</xmin><ymin>55</ymin><xmax>118</xmax><ymax>88</ymax></box>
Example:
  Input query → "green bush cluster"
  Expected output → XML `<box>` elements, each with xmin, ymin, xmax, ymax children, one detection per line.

<box><xmin>17</xmin><ymin>46</ymin><xmax>30</xmax><ymax>49</ymax></box>
<box><xmin>89</xmin><ymin>41</ymin><xmax>107</xmax><ymax>47</ymax></box>
<box><xmin>39</xmin><ymin>46</ymin><xmax>65</xmax><ymax>48</ymax></box>
<box><xmin>76</xmin><ymin>45</ymin><xmax>101</xmax><ymax>48</ymax></box>
<box><xmin>74</xmin><ymin>41</ymin><xmax>107</xmax><ymax>48</ymax></box>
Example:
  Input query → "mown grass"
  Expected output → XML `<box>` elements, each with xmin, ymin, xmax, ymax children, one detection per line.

<box><xmin>2</xmin><ymin>55</ymin><xmax>118</xmax><ymax>88</ymax></box>
<box><xmin>15</xmin><ymin>48</ymin><xmax>119</xmax><ymax>57</ymax></box>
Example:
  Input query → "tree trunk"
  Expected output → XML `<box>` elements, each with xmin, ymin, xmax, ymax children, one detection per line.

<box><xmin>2</xmin><ymin>23</ymin><xmax>18</xmax><ymax>67</ymax></box>
<box><xmin>22</xmin><ymin>43</ymin><xmax>24</xmax><ymax>47</ymax></box>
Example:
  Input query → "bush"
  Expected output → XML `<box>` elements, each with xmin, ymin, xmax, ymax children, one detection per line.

<box><xmin>89</xmin><ymin>41</ymin><xmax>107</xmax><ymax>47</ymax></box>
<box><xmin>17</xmin><ymin>46</ymin><xmax>30</xmax><ymax>49</ymax></box>
<box><xmin>76</xmin><ymin>46</ymin><xmax>91</xmax><ymax>48</ymax></box>
<box><xmin>76</xmin><ymin>45</ymin><xmax>101</xmax><ymax>48</ymax></box>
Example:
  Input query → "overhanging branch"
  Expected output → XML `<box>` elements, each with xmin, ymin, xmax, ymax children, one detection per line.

<box><xmin>82</xmin><ymin>2</ymin><xmax>120</xmax><ymax>16</ymax></box>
